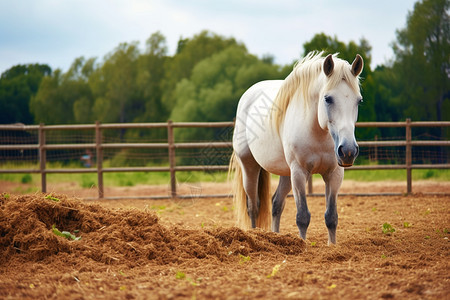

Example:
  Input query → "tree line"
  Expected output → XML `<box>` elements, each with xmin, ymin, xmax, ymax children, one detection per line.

<box><xmin>1</xmin><ymin>0</ymin><xmax>448</xmax><ymax>141</ymax></box>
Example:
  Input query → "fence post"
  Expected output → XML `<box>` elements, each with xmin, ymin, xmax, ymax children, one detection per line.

<box><xmin>96</xmin><ymin>121</ymin><xmax>104</xmax><ymax>199</ymax></box>
<box><xmin>167</xmin><ymin>120</ymin><xmax>177</xmax><ymax>198</ymax></box>
<box><xmin>38</xmin><ymin>123</ymin><xmax>46</xmax><ymax>193</ymax></box>
<box><xmin>405</xmin><ymin>118</ymin><xmax>412</xmax><ymax>194</ymax></box>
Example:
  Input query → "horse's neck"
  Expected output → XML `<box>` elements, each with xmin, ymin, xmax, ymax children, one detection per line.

<box><xmin>283</xmin><ymin>91</ymin><xmax>326</xmax><ymax>138</ymax></box>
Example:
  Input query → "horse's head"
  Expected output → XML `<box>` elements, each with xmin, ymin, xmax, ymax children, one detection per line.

<box><xmin>318</xmin><ymin>54</ymin><xmax>364</xmax><ymax>167</ymax></box>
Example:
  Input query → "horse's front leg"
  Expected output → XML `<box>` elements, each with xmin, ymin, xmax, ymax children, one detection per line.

<box><xmin>290</xmin><ymin>166</ymin><xmax>310</xmax><ymax>240</ymax></box>
<box><xmin>323</xmin><ymin>167</ymin><xmax>344</xmax><ymax>245</ymax></box>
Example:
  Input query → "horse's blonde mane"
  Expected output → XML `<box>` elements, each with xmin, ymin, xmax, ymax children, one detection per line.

<box><xmin>271</xmin><ymin>51</ymin><xmax>361</xmax><ymax>132</ymax></box>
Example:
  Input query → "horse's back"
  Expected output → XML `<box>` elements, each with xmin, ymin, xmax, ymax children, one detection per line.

<box><xmin>235</xmin><ymin>80</ymin><xmax>283</xmax><ymax>115</ymax></box>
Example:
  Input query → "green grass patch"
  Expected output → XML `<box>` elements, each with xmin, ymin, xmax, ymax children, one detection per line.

<box><xmin>21</xmin><ymin>174</ymin><xmax>32</xmax><ymax>184</ymax></box>
<box><xmin>14</xmin><ymin>186</ymin><xmax>39</xmax><ymax>194</ymax></box>
<box><xmin>80</xmin><ymin>174</ymin><xmax>96</xmax><ymax>188</ymax></box>
<box><xmin>344</xmin><ymin>169</ymin><xmax>450</xmax><ymax>182</ymax></box>
<box><xmin>282</xmin><ymin>169</ymin><xmax>450</xmax><ymax>182</ymax></box>
<box><xmin>0</xmin><ymin>172</ymin><xmax>39</xmax><ymax>183</ymax></box>
<box><xmin>0</xmin><ymin>161</ymin><xmax>230</xmax><ymax>189</ymax></box>
<box><xmin>176</xmin><ymin>171</ymin><xmax>228</xmax><ymax>183</ymax></box>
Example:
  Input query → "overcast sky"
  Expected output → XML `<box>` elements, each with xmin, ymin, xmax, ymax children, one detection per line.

<box><xmin>0</xmin><ymin>0</ymin><xmax>418</xmax><ymax>74</ymax></box>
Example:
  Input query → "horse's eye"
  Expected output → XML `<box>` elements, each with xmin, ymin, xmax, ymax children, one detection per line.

<box><xmin>358</xmin><ymin>98</ymin><xmax>363</xmax><ymax>105</ymax></box>
<box><xmin>324</xmin><ymin>95</ymin><xmax>333</xmax><ymax>104</ymax></box>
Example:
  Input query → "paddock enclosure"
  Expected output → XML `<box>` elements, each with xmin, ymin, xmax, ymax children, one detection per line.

<box><xmin>0</xmin><ymin>187</ymin><xmax>449</xmax><ymax>299</ymax></box>
<box><xmin>1</xmin><ymin>120</ymin><xmax>449</xmax><ymax>198</ymax></box>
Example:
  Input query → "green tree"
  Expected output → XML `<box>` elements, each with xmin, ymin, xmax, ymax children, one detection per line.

<box><xmin>161</xmin><ymin>31</ymin><xmax>243</xmax><ymax>113</ymax></box>
<box><xmin>146</xmin><ymin>30</ymin><xmax>167</xmax><ymax>58</ymax></box>
<box><xmin>392</xmin><ymin>0</ymin><xmax>449</xmax><ymax>121</ymax></box>
<box><xmin>134</xmin><ymin>31</ymin><xmax>169</xmax><ymax>123</ymax></box>
<box><xmin>66</xmin><ymin>57</ymin><xmax>96</xmax><ymax>123</ymax></box>
<box><xmin>0</xmin><ymin>64</ymin><xmax>51</xmax><ymax>124</ymax></box>
<box><xmin>170</xmin><ymin>45</ymin><xmax>281</xmax><ymax>123</ymax></box>
<box><xmin>90</xmin><ymin>42</ymin><xmax>140</xmax><ymax>123</ymax></box>
<box><xmin>367</xmin><ymin>66</ymin><xmax>403</xmax><ymax>122</ymax></box>
<box><xmin>30</xmin><ymin>58</ymin><xmax>93</xmax><ymax>124</ymax></box>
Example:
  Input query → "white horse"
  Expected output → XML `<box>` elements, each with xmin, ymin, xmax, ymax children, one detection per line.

<box><xmin>229</xmin><ymin>51</ymin><xmax>363</xmax><ymax>244</ymax></box>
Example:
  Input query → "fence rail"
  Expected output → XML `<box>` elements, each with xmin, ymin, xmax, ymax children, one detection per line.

<box><xmin>1</xmin><ymin>119</ymin><xmax>449</xmax><ymax>199</ymax></box>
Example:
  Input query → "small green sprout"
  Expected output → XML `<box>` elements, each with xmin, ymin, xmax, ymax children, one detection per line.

<box><xmin>403</xmin><ymin>222</ymin><xmax>411</xmax><ymax>228</ymax></box>
<box><xmin>327</xmin><ymin>284</ymin><xmax>337</xmax><ymax>290</ymax></box>
<box><xmin>267</xmin><ymin>260</ymin><xmax>286</xmax><ymax>278</ymax></box>
<box><xmin>175</xmin><ymin>271</ymin><xmax>186</xmax><ymax>280</ymax></box>
<box><xmin>175</xmin><ymin>271</ymin><xmax>198</xmax><ymax>286</ymax></box>
<box><xmin>52</xmin><ymin>225</ymin><xmax>81</xmax><ymax>241</ymax></box>
<box><xmin>267</xmin><ymin>264</ymin><xmax>281</xmax><ymax>278</ymax></box>
<box><xmin>239</xmin><ymin>254</ymin><xmax>250</xmax><ymax>264</ymax></box>
<box><xmin>45</xmin><ymin>195</ymin><xmax>60</xmax><ymax>202</ymax></box>
<box><xmin>382</xmin><ymin>223</ymin><xmax>395</xmax><ymax>235</ymax></box>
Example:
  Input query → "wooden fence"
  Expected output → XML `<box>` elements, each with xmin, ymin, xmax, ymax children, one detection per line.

<box><xmin>0</xmin><ymin>119</ymin><xmax>449</xmax><ymax>199</ymax></box>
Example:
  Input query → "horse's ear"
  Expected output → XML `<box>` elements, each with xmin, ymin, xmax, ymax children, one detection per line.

<box><xmin>323</xmin><ymin>54</ymin><xmax>334</xmax><ymax>77</ymax></box>
<box><xmin>351</xmin><ymin>54</ymin><xmax>364</xmax><ymax>76</ymax></box>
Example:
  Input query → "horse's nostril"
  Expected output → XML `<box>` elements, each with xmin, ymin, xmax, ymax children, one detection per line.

<box><xmin>338</xmin><ymin>145</ymin><xmax>345</xmax><ymax>158</ymax></box>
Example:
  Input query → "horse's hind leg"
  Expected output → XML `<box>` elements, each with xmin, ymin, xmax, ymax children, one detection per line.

<box><xmin>272</xmin><ymin>176</ymin><xmax>291</xmax><ymax>232</ymax></box>
<box><xmin>323</xmin><ymin>167</ymin><xmax>344</xmax><ymax>245</ymax></box>
<box><xmin>239</xmin><ymin>154</ymin><xmax>262</xmax><ymax>228</ymax></box>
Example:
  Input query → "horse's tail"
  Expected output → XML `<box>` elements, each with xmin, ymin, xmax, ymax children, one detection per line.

<box><xmin>229</xmin><ymin>152</ymin><xmax>250</xmax><ymax>229</ymax></box>
<box><xmin>256</xmin><ymin>166</ymin><xmax>272</xmax><ymax>230</ymax></box>
<box><xmin>229</xmin><ymin>151</ymin><xmax>272</xmax><ymax>230</ymax></box>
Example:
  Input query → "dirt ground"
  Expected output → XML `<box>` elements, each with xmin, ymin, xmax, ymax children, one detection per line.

<box><xmin>0</xmin><ymin>181</ymin><xmax>449</xmax><ymax>299</ymax></box>
<box><xmin>3</xmin><ymin>177</ymin><xmax>450</xmax><ymax>199</ymax></box>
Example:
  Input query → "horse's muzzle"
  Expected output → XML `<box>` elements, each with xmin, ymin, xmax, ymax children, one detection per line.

<box><xmin>336</xmin><ymin>142</ymin><xmax>359</xmax><ymax>167</ymax></box>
